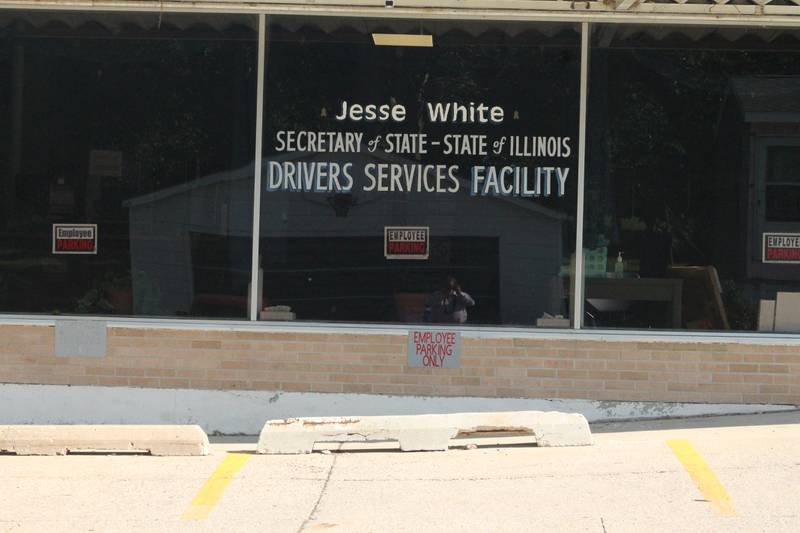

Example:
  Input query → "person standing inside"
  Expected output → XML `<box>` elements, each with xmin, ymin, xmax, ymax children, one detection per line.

<box><xmin>425</xmin><ymin>276</ymin><xmax>475</xmax><ymax>324</ymax></box>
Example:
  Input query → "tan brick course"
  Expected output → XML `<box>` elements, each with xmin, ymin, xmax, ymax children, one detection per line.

<box><xmin>1</xmin><ymin>324</ymin><xmax>800</xmax><ymax>404</ymax></box>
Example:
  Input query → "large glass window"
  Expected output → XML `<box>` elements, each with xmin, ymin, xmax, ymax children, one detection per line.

<box><xmin>585</xmin><ymin>25</ymin><xmax>800</xmax><ymax>331</ymax></box>
<box><xmin>0</xmin><ymin>11</ymin><xmax>257</xmax><ymax>318</ymax></box>
<box><xmin>6</xmin><ymin>11</ymin><xmax>796</xmax><ymax>334</ymax></box>
<box><xmin>259</xmin><ymin>17</ymin><xmax>580</xmax><ymax>326</ymax></box>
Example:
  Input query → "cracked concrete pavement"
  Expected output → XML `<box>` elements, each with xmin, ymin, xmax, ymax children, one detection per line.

<box><xmin>1</xmin><ymin>411</ymin><xmax>799</xmax><ymax>532</ymax></box>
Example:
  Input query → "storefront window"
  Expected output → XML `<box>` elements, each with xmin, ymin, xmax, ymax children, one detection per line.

<box><xmin>0</xmin><ymin>11</ymin><xmax>257</xmax><ymax>318</ymax></box>
<box><xmin>6</xmin><ymin>10</ymin><xmax>793</xmax><ymax>334</ymax></box>
<box><xmin>585</xmin><ymin>25</ymin><xmax>800</xmax><ymax>331</ymax></box>
<box><xmin>259</xmin><ymin>18</ymin><xmax>580</xmax><ymax>326</ymax></box>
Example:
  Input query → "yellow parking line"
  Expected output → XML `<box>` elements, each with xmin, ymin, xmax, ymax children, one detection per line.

<box><xmin>667</xmin><ymin>439</ymin><xmax>736</xmax><ymax>516</ymax></box>
<box><xmin>182</xmin><ymin>452</ymin><xmax>251</xmax><ymax>520</ymax></box>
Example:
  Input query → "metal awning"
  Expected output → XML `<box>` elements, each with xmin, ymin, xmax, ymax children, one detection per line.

<box><xmin>1</xmin><ymin>0</ymin><xmax>800</xmax><ymax>26</ymax></box>
<box><xmin>3</xmin><ymin>7</ymin><xmax>800</xmax><ymax>44</ymax></box>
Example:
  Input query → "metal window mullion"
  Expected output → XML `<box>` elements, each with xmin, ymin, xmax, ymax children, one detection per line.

<box><xmin>572</xmin><ymin>21</ymin><xmax>589</xmax><ymax>330</ymax></box>
<box><xmin>248</xmin><ymin>13</ymin><xmax>267</xmax><ymax>321</ymax></box>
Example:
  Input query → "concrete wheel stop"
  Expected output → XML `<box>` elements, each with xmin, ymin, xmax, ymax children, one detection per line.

<box><xmin>257</xmin><ymin>411</ymin><xmax>592</xmax><ymax>454</ymax></box>
<box><xmin>0</xmin><ymin>425</ymin><xmax>210</xmax><ymax>456</ymax></box>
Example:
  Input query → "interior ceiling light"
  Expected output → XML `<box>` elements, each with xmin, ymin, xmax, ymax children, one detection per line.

<box><xmin>372</xmin><ymin>33</ymin><xmax>433</xmax><ymax>47</ymax></box>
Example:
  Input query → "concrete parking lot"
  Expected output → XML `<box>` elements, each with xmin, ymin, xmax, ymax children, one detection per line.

<box><xmin>1</xmin><ymin>411</ymin><xmax>799</xmax><ymax>532</ymax></box>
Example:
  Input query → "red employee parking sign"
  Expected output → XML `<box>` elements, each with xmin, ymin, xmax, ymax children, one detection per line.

<box><xmin>763</xmin><ymin>233</ymin><xmax>800</xmax><ymax>264</ymax></box>
<box><xmin>385</xmin><ymin>226</ymin><xmax>429</xmax><ymax>260</ymax></box>
<box><xmin>407</xmin><ymin>329</ymin><xmax>461</xmax><ymax>368</ymax></box>
<box><xmin>52</xmin><ymin>224</ymin><xmax>98</xmax><ymax>255</ymax></box>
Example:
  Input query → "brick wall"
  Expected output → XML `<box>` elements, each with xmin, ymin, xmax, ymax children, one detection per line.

<box><xmin>2</xmin><ymin>324</ymin><xmax>800</xmax><ymax>404</ymax></box>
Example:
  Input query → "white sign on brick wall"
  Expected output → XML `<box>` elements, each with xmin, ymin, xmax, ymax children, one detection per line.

<box><xmin>407</xmin><ymin>330</ymin><xmax>461</xmax><ymax>368</ymax></box>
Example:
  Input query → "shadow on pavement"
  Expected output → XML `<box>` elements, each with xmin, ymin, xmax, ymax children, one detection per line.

<box><xmin>591</xmin><ymin>409</ymin><xmax>800</xmax><ymax>433</ymax></box>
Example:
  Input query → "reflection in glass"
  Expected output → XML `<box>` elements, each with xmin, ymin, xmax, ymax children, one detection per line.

<box><xmin>0</xmin><ymin>11</ymin><xmax>257</xmax><ymax>318</ymax></box>
<box><xmin>585</xmin><ymin>26</ymin><xmax>800</xmax><ymax>331</ymax></box>
<box><xmin>259</xmin><ymin>18</ymin><xmax>580</xmax><ymax>326</ymax></box>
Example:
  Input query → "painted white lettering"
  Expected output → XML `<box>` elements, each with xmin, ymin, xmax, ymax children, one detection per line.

<box><xmin>426</xmin><ymin>102</ymin><xmax>504</xmax><ymax>124</ymax></box>
<box><xmin>556</xmin><ymin>167</ymin><xmax>569</xmax><ymax>197</ymax></box>
<box><xmin>335</xmin><ymin>101</ymin><xmax>407</xmax><ymax>122</ymax></box>
<box><xmin>363</xmin><ymin>164</ymin><xmax>377</xmax><ymax>192</ymax></box>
